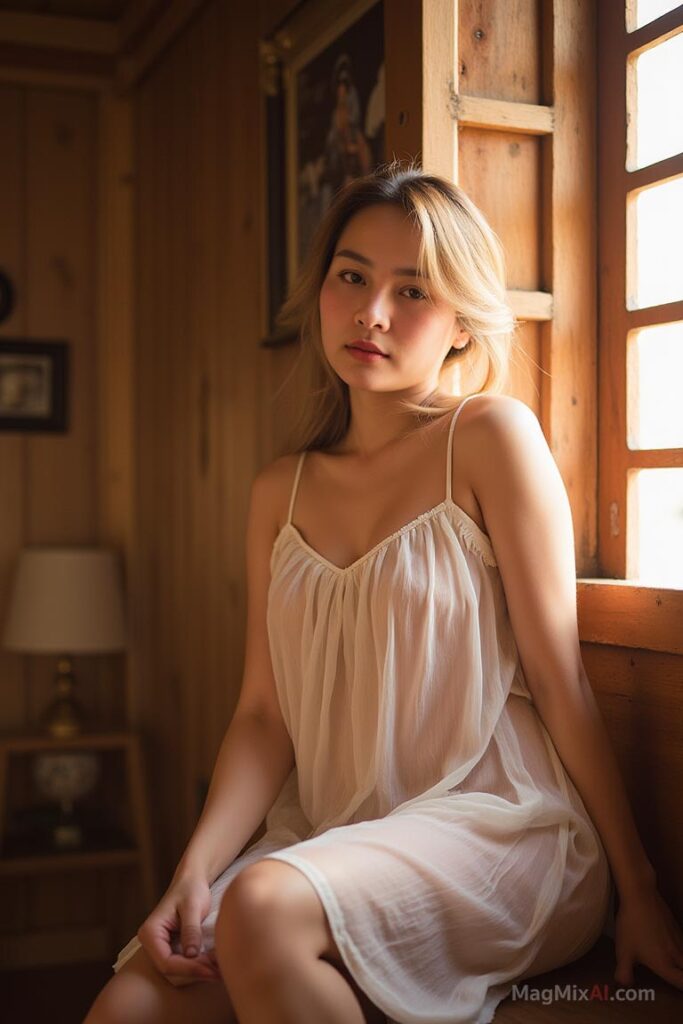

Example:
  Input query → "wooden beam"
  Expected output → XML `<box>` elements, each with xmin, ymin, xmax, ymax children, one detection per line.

<box><xmin>452</xmin><ymin>95</ymin><xmax>555</xmax><ymax>135</ymax></box>
<box><xmin>0</xmin><ymin>12</ymin><xmax>117</xmax><ymax>54</ymax></box>
<box><xmin>623</xmin><ymin>3</ymin><xmax>683</xmax><ymax>55</ymax></box>
<box><xmin>626</xmin><ymin>299</ymin><xmax>683</xmax><ymax>329</ymax></box>
<box><xmin>384</xmin><ymin>0</ymin><xmax>423</xmax><ymax>162</ymax></box>
<box><xmin>0</xmin><ymin>64</ymin><xmax>112</xmax><ymax>91</ymax></box>
<box><xmin>507</xmin><ymin>289</ymin><xmax>553</xmax><ymax>322</ymax></box>
<box><xmin>626</xmin><ymin>151</ymin><xmax>683</xmax><ymax>190</ymax></box>
<box><xmin>422</xmin><ymin>0</ymin><xmax>457</xmax><ymax>179</ymax></box>
<box><xmin>577</xmin><ymin>580</ymin><xmax>683</xmax><ymax>655</ymax></box>
<box><xmin>116</xmin><ymin>0</ymin><xmax>208</xmax><ymax>89</ymax></box>
<box><xmin>541</xmin><ymin>0</ymin><xmax>598</xmax><ymax>577</ymax></box>
<box><xmin>118</xmin><ymin>0</ymin><xmax>166</xmax><ymax>52</ymax></box>
<box><xmin>625</xmin><ymin>449</ymin><xmax>683</xmax><ymax>470</ymax></box>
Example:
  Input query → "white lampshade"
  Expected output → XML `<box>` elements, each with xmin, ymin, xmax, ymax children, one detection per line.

<box><xmin>3</xmin><ymin>547</ymin><xmax>127</xmax><ymax>654</ymax></box>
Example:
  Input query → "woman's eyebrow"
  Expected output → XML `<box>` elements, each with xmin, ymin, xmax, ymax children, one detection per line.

<box><xmin>333</xmin><ymin>248</ymin><xmax>422</xmax><ymax>277</ymax></box>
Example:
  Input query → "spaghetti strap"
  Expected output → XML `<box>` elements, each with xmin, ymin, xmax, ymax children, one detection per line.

<box><xmin>287</xmin><ymin>451</ymin><xmax>307</xmax><ymax>525</ymax></box>
<box><xmin>446</xmin><ymin>394</ymin><xmax>477</xmax><ymax>502</ymax></box>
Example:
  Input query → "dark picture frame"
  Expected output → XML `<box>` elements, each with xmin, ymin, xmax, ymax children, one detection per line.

<box><xmin>260</xmin><ymin>0</ymin><xmax>385</xmax><ymax>346</ymax></box>
<box><xmin>0</xmin><ymin>339</ymin><xmax>68</xmax><ymax>433</ymax></box>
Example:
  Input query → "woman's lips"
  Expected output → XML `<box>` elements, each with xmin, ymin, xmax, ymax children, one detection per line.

<box><xmin>346</xmin><ymin>344</ymin><xmax>388</xmax><ymax>362</ymax></box>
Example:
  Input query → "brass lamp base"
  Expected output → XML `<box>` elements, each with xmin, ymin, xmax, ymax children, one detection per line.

<box><xmin>42</xmin><ymin>656</ymin><xmax>85</xmax><ymax>739</ymax></box>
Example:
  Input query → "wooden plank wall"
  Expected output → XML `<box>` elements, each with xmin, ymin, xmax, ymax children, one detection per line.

<box><xmin>0</xmin><ymin>83</ymin><xmax>132</xmax><ymax>962</ymax></box>
<box><xmin>0</xmin><ymin>87</ymin><xmax>104</xmax><ymax>730</ymax></box>
<box><xmin>134</xmin><ymin>1</ymin><xmax>269</xmax><ymax>885</ymax></box>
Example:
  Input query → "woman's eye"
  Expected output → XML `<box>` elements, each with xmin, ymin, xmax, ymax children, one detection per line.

<box><xmin>403</xmin><ymin>286</ymin><xmax>426</xmax><ymax>301</ymax></box>
<box><xmin>339</xmin><ymin>270</ymin><xmax>363</xmax><ymax>285</ymax></box>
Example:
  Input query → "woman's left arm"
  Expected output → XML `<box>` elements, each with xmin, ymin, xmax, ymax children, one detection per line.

<box><xmin>468</xmin><ymin>396</ymin><xmax>683</xmax><ymax>990</ymax></box>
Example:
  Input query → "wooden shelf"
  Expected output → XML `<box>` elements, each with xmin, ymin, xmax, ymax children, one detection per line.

<box><xmin>0</xmin><ymin>731</ymin><xmax>155</xmax><ymax>900</ymax></box>
<box><xmin>0</xmin><ymin>847</ymin><xmax>140</xmax><ymax>876</ymax></box>
<box><xmin>0</xmin><ymin>731</ymin><xmax>133</xmax><ymax>754</ymax></box>
<box><xmin>0</xmin><ymin>729</ymin><xmax>155</xmax><ymax>967</ymax></box>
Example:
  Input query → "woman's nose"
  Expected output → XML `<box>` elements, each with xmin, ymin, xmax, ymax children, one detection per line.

<box><xmin>354</xmin><ymin>295</ymin><xmax>390</xmax><ymax>331</ymax></box>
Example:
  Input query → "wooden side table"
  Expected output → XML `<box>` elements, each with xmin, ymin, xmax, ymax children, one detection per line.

<box><xmin>0</xmin><ymin>731</ymin><xmax>155</xmax><ymax>965</ymax></box>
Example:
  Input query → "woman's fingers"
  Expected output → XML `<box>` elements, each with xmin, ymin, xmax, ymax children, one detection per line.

<box><xmin>161</xmin><ymin>951</ymin><xmax>220</xmax><ymax>981</ymax></box>
<box><xmin>137</xmin><ymin>916</ymin><xmax>176</xmax><ymax>973</ymax></box>
<box><xmin>178</xmin><ymin>898</ymin><xmax>206</xmax><ymax>958</ymax></box>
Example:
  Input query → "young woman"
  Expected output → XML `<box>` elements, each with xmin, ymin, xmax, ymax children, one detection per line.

<box><xmin>85</xmin><ymin>164</ymin><xmax>683</xmax><ymax>1024</ymax></box>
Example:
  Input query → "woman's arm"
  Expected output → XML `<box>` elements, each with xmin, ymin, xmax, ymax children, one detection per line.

<box><xmin>466</xmin><ymin>396</ymin><xmax>683</xmax><ymax>987</ymax></box>
<box><xmin>176</xmin><ymin>463</ymin><xmax>295</xmax><ymax>883</ymax></box>
<box><xmin>175</xmin><ymin>709</ymin><xmax>294</xmax><ymax>883</ymax></box>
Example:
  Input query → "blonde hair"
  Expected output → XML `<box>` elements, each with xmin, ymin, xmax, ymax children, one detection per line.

<box><xmin>276</xmin><ymin>159</ymin><xmax>518</xmax><ymax>452</ymax></box>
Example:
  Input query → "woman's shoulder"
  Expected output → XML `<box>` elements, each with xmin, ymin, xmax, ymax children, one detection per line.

<box><xmin>251</xmin><ymin>452</ymin><xmax>306</xmax><ymax>531</ymax></box>
<box><xmin>456</xmin><ymin>393</ymin><xmax>541</xmax><ymax>505</ymax></box>
<box><xmin>463</xmin><ymin>392</ymin><xmax>536</xmax><ymax>427</ymax></box>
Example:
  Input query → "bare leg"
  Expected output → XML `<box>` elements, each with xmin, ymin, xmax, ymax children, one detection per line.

<box><xmin>82</xmin><ymin>945</ymin><xmax>237</xmax><ymax>1024</ymax></box>
<box><xmin>214</xmin><ymin>859</ymin><xmax>386</xmax><ymax>1024</ymax></box>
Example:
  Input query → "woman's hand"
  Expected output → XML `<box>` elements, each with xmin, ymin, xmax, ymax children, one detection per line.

<box><xmin>614</xmin><ymin>885</ymin><xmax>683</xmax><ymax>990</ymax></box>
<box><xmin>136</xmin><ymin>873</ymin><xmax>222</xmax><ymax>988</ymax></box>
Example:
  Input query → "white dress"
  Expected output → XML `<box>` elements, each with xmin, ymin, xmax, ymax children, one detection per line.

<box><xmin>114</xmin><ymin>393</ymin><xmax>612</xmax><ymax>1023</ymax></box>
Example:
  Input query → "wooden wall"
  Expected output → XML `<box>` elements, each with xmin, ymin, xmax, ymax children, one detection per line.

<box><xmin>133</xmin><ymin>0</ymin><xmax>268</xmax><ymax>884</ymax></box>
<box><xmin>0</xmin><ymin>86</ymin><xmax>118</xmax><ymax>731</ymax></box>
<box><xmin>0</xmin><ymin>84</ymin><xmax>132</xmax><ymax>965</ymax></box>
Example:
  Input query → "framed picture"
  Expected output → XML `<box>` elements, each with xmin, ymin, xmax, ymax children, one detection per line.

<box><xmin>0</xmin><ymin>339</ymin><xmax>68</xmax><ymax>432</ymax></box>
<box><xmin>260</xmin><ymin>0</ymin><xmax>385</xmax><ymax>345</ymax></box>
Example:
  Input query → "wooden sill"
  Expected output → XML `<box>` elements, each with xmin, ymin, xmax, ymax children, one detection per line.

<box><xmin>577</xmin><ymin>579</ymin><xmax>683</xmax><ymax>655</ymax></box>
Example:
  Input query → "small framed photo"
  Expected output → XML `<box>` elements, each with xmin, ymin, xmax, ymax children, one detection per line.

<box><xmin>261</xmin><ymin>0</ymin><xmax>385</xmax><ymax>345</ymax></box>
<box><xmin>0</xmin><ymin>339</ymin><xmax>68</xmax><ymax>433</ymax></box>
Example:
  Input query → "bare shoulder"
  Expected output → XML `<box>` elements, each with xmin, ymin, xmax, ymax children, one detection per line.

<box><xmin>457</xmin><ymin>394</ymin><xmax>543</xmax><ymax>497</ymax></box>
<box><xmin>462</xmin><ymin>392</ymin><xmax>538</xmax><ymax>433</ymax></box>
<box><xmin>462</xmin><ymin>391</ymin><xmax>571</xmax><ymax>561</ymax></box>
<box><xmin>462</xmin><ymin>393</ymin><xmax>541</xmax><ymax>466</ymax></box>
<box><xmin>250</xmin><ymin>453</ymin><xmax>301</xmax><ymax>536</ymax></box>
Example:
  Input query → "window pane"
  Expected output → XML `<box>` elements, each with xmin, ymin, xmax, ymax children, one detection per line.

<box><xmin>629</xmin><ymin>175</ymin><xmax>683</xmax><ymax>308</ymax></box>
<box><xmin>632</xmin><ymin>468</ymin><xmax>683</xmax><ymax>586</ymax></box>
<box><xmin>630</xmin><ymin>32</ymin><xmax>683</xmax><ymax>168</ymax></box>
<box><xmin>628</xmin><ymin>322</ymin><xmax>683</xmax><ymax>448</ymax></box>
<box><xmin>629</xmin><ymin>0</ymin><xmax>681</xmax><ymax>30</ymax></box>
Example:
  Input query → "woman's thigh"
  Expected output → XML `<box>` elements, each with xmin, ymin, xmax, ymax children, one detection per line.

<box><xmin>82</xmin><ymin>946</ymin><xmax>236</xmax><ymax>1024</ymax></box>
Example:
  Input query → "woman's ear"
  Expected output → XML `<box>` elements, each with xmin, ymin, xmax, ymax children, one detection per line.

<box><xmin>452</xmin><ymin>324</ymin><xmax>471</xmax><ymax>351</ymax></box>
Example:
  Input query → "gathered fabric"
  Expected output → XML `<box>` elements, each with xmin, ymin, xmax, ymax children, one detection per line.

<box><xmin>114</xmin><ymin>394</ymin><xmax>610</xmax><ymax>1023</ymax></box>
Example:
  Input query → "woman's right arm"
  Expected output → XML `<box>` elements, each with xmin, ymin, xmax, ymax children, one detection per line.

<box><xmin>174</xmin><ymin>708</ymin><xmax>294</xmax><ymax>884</ymax></box>
<box><xmin>138</xmin><ymin>462</ymin><xmax>295</xmax><ymax>982</ymax></box>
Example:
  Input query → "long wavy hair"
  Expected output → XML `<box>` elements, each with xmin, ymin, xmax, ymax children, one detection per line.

<box><xmin>276</xmin><ymin>160</ymin><xmax>519</xmax><ymax>452</ymax></box>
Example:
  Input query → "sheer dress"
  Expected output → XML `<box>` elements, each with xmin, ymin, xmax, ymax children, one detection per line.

<box><xmin>114</xmin><ymin>393</ymin><xmax>611</xmax><ymax>1023</ymax></box>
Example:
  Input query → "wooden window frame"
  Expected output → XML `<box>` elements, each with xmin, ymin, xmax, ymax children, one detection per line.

<box><xmin>593</xmin><ymin>1</ymin><xmax>683</xmax><ymax>652</ymax></box>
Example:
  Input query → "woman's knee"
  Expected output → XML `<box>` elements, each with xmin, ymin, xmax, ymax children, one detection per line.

<box><xmin>215</xmin><ymin>859</ymin><xmax>339</xmax><ymax>967</ymax></box>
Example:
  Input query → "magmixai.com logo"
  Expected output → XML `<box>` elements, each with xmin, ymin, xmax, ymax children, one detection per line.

<box><xmin>511</xmin><ymin>982</ymin><xmax>656</xmax><ymax>1006</ymax></box>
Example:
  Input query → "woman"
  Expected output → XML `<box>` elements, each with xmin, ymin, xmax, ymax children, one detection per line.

<box><xmin>85</xmin><ymin>164</ymin><xmax>683</xmax><ymax>1024</ymax></box>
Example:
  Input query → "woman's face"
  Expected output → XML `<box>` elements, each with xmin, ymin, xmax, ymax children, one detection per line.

<box><xmin>319</xmin><ymin>204</ymin><xmax>468</xmax><ymax>393</ymax></box>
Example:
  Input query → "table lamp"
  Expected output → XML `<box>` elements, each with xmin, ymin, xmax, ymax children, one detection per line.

<box><xmin>2</xmin><ymin>547</ymin><xmax>127</xmax><ymax>738</ymax></box>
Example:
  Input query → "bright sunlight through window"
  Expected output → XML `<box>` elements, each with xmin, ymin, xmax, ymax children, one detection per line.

<box><xmin>629</xmin><ymin>176</ymin><xmax>683</xmax><ymax>310</ymax></box>
<box><xmin>632</xmin><ymin>31</ymin><xmax>683</xmax><ymax>168</ymax></box>
<box><xmin>625</xmin><ymin>4</ymin><xmax>683</xmax><ymax>586</ymax></box>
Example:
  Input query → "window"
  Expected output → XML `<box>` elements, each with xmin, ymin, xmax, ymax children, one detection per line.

<box><xmin>598</xmin><ymin>1</ymin><xmax>683</xmax><ymax>588</ymax></box>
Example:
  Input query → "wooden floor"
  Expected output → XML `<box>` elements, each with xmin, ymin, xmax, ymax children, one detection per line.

<box><xmin>1</xmin><ymin>936</ymin><xmax>681</xmax><ymax>1023</ymax></box>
